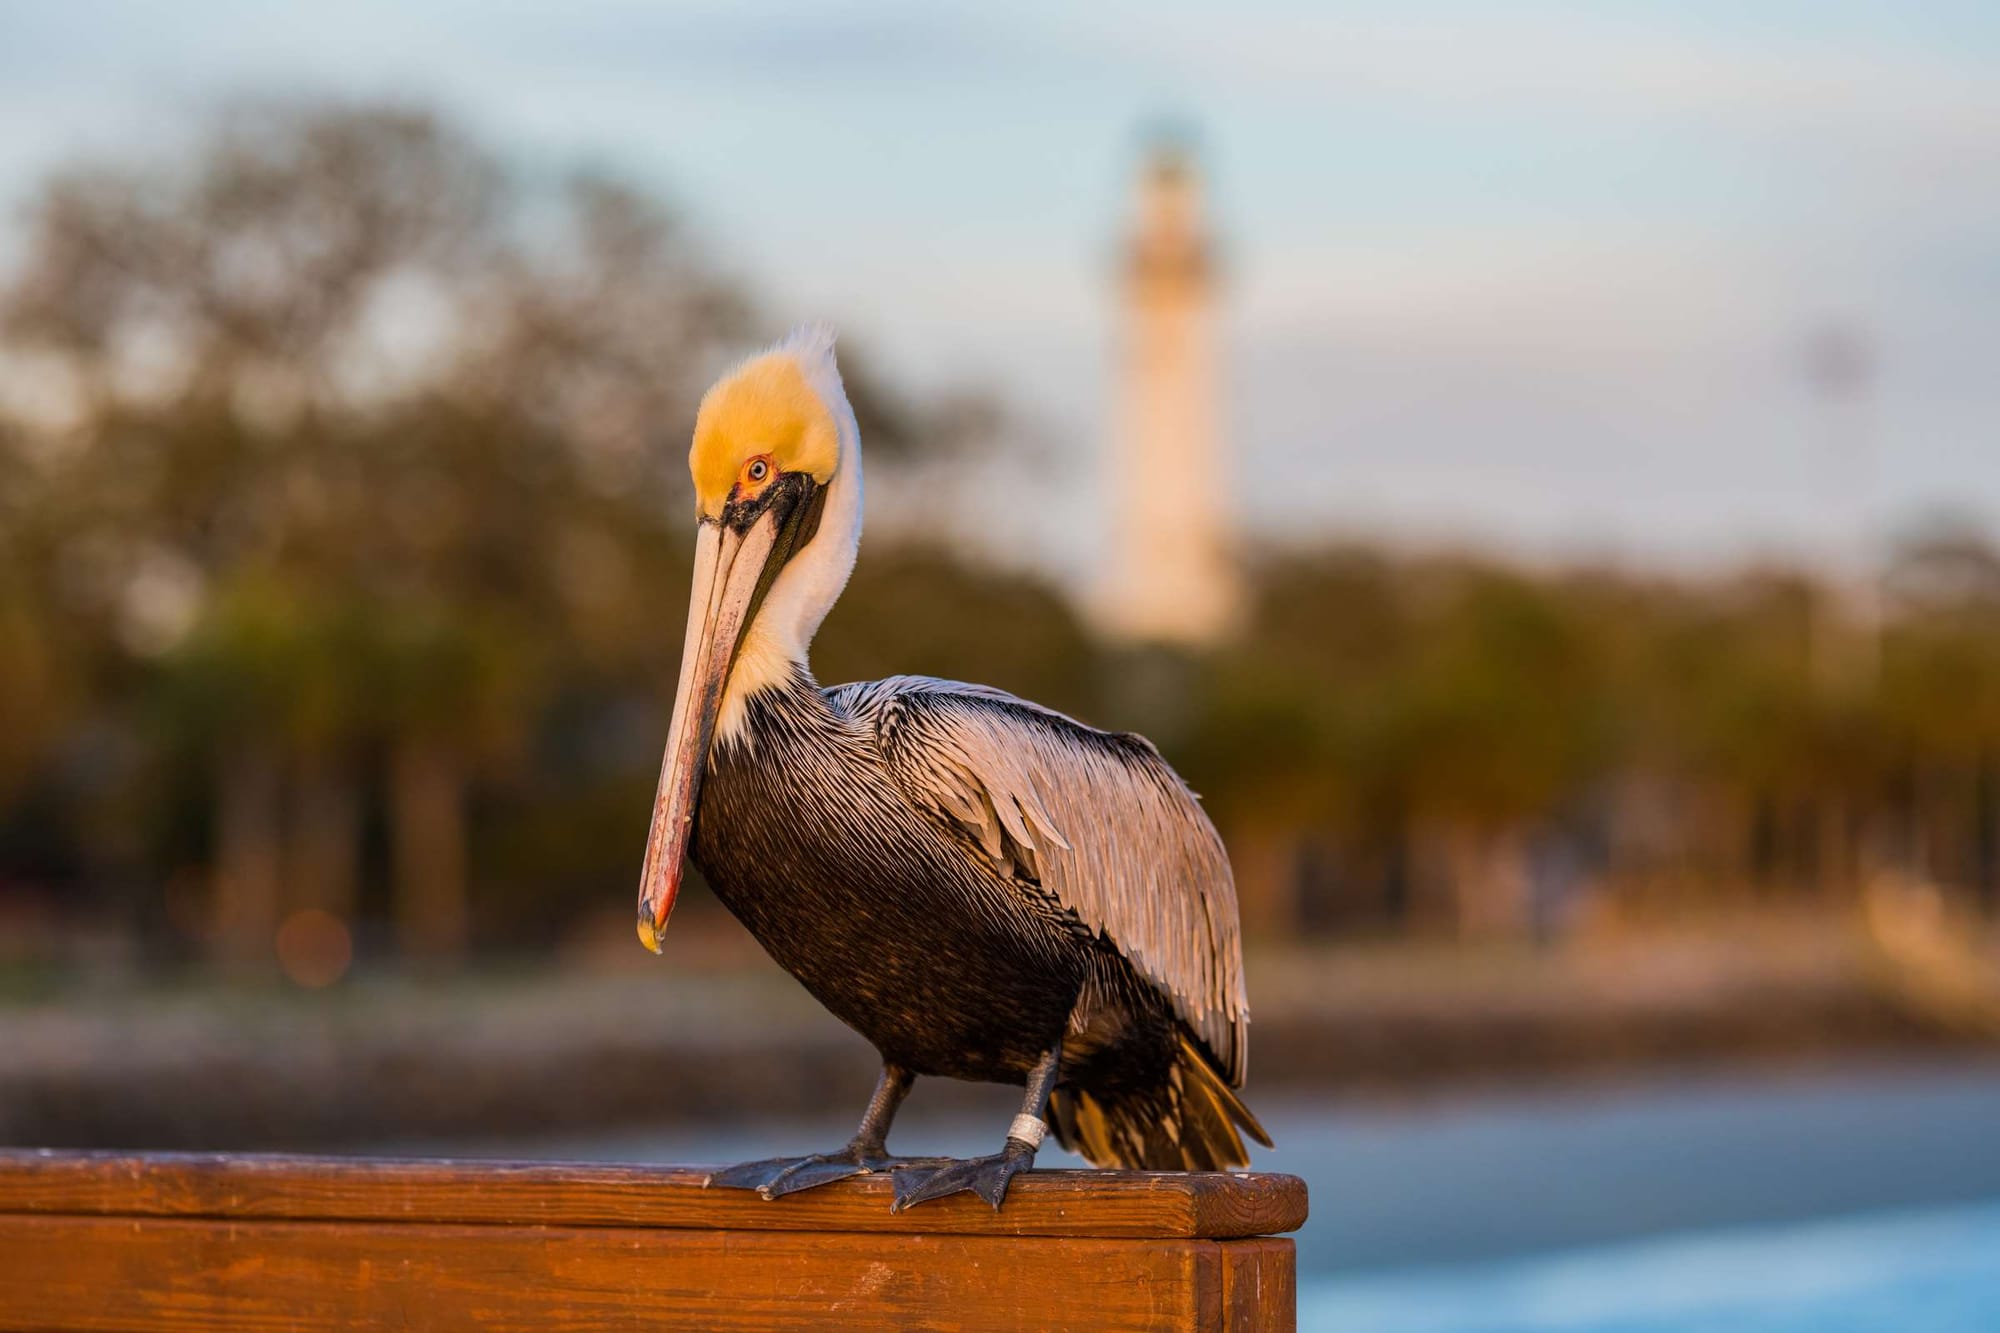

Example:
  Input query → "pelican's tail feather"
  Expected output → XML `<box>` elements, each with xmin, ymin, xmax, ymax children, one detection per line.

<box><xmin>1049</xmin><ymin>1033</ymin><xmax>1271</xmax><ymax>1171</ymax></box>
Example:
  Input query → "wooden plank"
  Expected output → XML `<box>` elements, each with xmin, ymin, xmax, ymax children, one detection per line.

<box><xmin>1220</xmin><ymin>1238</ymin><xmax>1296</xmax><ymax>1333</ymax></box>
<box><xmin>0</xmin><ymin>1214</ymin><xmax>1258</xmax><ymax>1333</ymax></box>
<box><xmin>0</xmin><ymin>1151</ymin><xmax>1308</xmax><ymax>1240</ymax></box>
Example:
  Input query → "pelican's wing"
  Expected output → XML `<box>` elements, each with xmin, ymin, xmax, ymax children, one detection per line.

<box><xmin>827</xmin><ymin>675</ymin><xmax>1248</xmax><ymax>1083</ymax></box>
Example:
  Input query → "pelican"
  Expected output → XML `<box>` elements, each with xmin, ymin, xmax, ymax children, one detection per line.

<box><xmin>637</xmin><ymin>326</ymin><xmax>1267</xmax><ymax>1210</ymax></box>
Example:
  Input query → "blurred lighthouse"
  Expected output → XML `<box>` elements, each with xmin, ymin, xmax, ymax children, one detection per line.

<box><xmin>1097</xmin><ymin>140</ymin><xmax>1238</xmax><ymax>646</ymax></box>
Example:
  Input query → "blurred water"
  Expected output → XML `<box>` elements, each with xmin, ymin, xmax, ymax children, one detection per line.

<box><xmin>1303</xmin><ymin>1202</ymin><xmax>2000</xmax><ymax>1333</ymax></box>
<box><xmin>1280</xmin><ymin>1062</ymin><xmax>2000</xmax><ymax>1332</ymax></box>
<box><xmin>1256</xmin><ymin>1061</ymin><xmax>2000</xmax><ymax>1274</ymax></box>
<box><xmin>436</xmin><ymin>1059</ymin><xmax>2000</xmax><ymax>1331</ymax></box>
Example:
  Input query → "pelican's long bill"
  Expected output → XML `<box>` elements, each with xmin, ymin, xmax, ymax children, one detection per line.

<box><xmin>636</xmin><ymin>475</ymin><xmax>823</xmax><ymax>952</ymax></box>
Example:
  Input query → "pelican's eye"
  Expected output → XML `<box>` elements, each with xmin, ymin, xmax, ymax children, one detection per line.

<box><xmin>736</xmin><ymin>453</ymin><xmax>776</xmax><ymax>501</ymax></box>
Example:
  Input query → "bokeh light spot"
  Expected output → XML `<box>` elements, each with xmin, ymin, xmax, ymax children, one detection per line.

<box><xmin>276</xmin><ymin>909</ymin><xmax>353</xmax><ymax>988</ymax></box>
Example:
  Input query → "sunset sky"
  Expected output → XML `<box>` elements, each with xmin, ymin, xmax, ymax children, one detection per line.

<box><xmin>5</xmin><ymin>0</ymin><xmax>1998</xmax><ymax>576</ymax></box>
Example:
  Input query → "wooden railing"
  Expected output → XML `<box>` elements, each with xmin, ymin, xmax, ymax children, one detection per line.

<box><xmin>0</xmin><ymin>1150</ymin><xmax>1307</xmax><ymax>1331</ymax></box>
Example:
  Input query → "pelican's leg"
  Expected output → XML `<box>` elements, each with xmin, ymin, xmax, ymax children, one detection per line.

<box><xmin>705</xmin><ymin>1062</ymin><xmax>948</xmax><ymax>1199</ymax></box>
<box><xmin>891</xmin><ymin>1039</ymin><xmax>1062</xmax><ymax>1212</ymax></box>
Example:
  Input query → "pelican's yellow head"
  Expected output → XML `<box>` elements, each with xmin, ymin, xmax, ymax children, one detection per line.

<box><xmin>690</xmin><ymin>346</ymin><xmax>843</xmax><ymax>520</ymax></box>
<box><xmin>637</xmin><ymin>326</ymin><xmax>862</xmax><ymax>954</ymax></box>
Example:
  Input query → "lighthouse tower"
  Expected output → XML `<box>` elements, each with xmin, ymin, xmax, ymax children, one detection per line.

<box><xmin>1097</xmin><ymin>142</ymin><xmax>1237</xmax><ymax>646</ymax></box>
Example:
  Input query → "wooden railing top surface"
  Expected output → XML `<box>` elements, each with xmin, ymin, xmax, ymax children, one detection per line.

<box><xmin>0</xmin><ymin>1150</ymin><xmax>1308</xmax><ymax>1240</ymax></box>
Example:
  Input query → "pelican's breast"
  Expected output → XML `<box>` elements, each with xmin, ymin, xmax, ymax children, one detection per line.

<box><xmin>689</xmin><ymin>681</ymin><xmax>1086</xmax><ymax>1079</ymax></box>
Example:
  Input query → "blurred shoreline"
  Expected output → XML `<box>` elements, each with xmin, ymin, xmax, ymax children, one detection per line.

<box><xmin>5</xmin><ymin>913</ymin><xmax>1993</xmax><ymax>1152</ymax></box>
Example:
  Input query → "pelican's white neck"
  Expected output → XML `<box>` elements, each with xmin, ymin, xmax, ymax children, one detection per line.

<box><xmin>715</xmin><ymin>383</ymin><xmax>863</xmax><ymax>745</ymax></box>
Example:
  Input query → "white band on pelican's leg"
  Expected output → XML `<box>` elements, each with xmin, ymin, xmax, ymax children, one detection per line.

<box><xmin>1007</xmin><ymin>1114</ymin><xmax>1048</xmax><ymax>1148</ymax></box>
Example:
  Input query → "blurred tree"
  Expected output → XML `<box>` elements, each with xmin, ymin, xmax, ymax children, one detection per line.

<box><xmin>815</xmin><ymin>544</ymin><xmax>1096</xmax><ymax>717</ymax></box>
<box><xmin>1879</xmin><ymin>526</ymin><xmax>2000</xmax><ymax>914</ymax></box>
<box><xmin>11</xmin><ymin>99</ymin><xmax>2000</xmax><ymax>970</ymax></box>
<box><xmin>0</xmin><ymin>102</ymin><xmax>742</xmax><ymax>967</ymax></box>
<box><xmin>158</xmin><ymin>575</ymin><xmax>315</xmax><ymax>966</ymax></box>
<box><xmin>1176</xmin><ymin>550</ymin><xmax>1401</xmax><ymax>936</ymax></box>
<box><xmin>1395</xmin><ymin>566</ymin><xmax>1611</xmax><ymax>934</ymax></box>
<box><xmin>1183</xmin><ymin>551</ymin><xmax>1617</xmax><ymax>938</ymax></box>
<box><xmin>0</xmin><ymin>97</ymin><xmax>1009</xmax><ymax>968</ymax></box>
<box><xmin>0</xmin><ymin>427</ymin><xmax>63</xmax><ymax>805</ymax></box>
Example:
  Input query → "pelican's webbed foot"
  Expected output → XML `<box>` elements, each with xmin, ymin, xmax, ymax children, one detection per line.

<box><xmin>706</xmin><ymin>1146</ymin><xmax>949</xmax><ymax>1199</ymax></box>
<box><xmin>891</xmin><ymin>1039</ymin><xmax>1062</xmax><ymax>1213</ymax></box>
<box><xmin>889</xmin><ymin>1141</ymin><xmax>1036</xmax><ymax>1211</ymax></box>
<box><xmin>706</xmin><ymin>1061</ymin><xmax>942</xmax><ymax>1200</ymax></box>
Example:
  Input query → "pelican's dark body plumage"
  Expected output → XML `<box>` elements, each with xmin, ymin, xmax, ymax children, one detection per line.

<box><xmin>699</xmin><ymin>676</ymin><xmax>1091</xmax><ymax>1087</ymax></box>
<box><xmin>695</xmin><ymin>671</ymin><xmax>1266</xmax><ymax>1172</ymax></box>
<box><xmin>635</xmin><ymin>328</ymin><xmax>1267</xmax><ymax>1209</ymax></box>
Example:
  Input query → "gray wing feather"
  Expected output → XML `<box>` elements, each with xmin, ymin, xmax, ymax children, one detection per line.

<box><xmin>829</xmin><ymin>675</ymin><xmax>1249</xmax><ymax>1084</ymax></box>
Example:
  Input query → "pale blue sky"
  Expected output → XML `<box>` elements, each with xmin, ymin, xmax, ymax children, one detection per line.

<box><xmin>4</xmin><ymin>0</ymin><xmax>1999</xmax><ymax>577</ymax></box>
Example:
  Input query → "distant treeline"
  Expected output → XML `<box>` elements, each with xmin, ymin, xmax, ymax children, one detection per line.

<box><xmin>1174</xmin><ymin>539</ymin><xmax>2000</xmax><ymax>939</ymax></box>
<box><xmin>1</xmin><ymin>102</ymin><xmax>1996</xmax><ymax>974</ymax></box>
